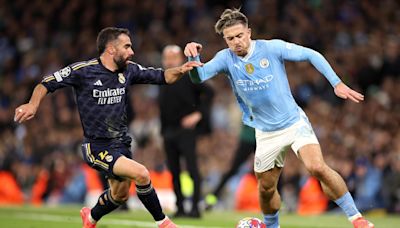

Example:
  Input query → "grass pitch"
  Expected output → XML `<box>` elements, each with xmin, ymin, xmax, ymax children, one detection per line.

<box><xmin>0</xmin><ymin>205</ymin><xmax>398</xmax><ymax>228</ymax></box>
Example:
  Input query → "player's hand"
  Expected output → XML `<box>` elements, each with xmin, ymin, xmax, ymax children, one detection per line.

<box><xmin>184</xmin><ymin>42</ymin><xmax>203</xmax><ymax>57</ymax></box>
<box><xmin>334</xmin><ymin>82</ymin><xmax>364</xmax><ymax>103</ymax></box>
<box><xmin>181</xmin><ymin>111</ymin><xmax>202</xmax><ymax>129</ymax></box>
<box><xmin>14</xmin><ymin>103</ymin><xmax>37</xmax><ymax>123</ymax></box>
<box><xmin>180</xmin><ymin>61</ymin><xmax>203</xmax><ymax>73</ymax></box>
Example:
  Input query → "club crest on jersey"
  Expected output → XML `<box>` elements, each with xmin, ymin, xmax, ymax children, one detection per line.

<box><xmin>118</xmin><ymin>73</ymin><xmax>126</xmax><ymax>84</ymax></box>
<box><xmin>260</xmin><ymin>58</ymin><xmax>269</xmax><ymax>68</ymax></box>
<box><xmin>245</xmin><ymin>63</ymin><xmax>254</xmax><ymax>74</ymax></box>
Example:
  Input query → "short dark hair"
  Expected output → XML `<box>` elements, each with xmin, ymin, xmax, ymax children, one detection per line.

<box><xmin>96</xmin><ymin>27</ymin><xmax>130</xmax><ymax>55</ymax></box>
<box><xmin>215</xmin><ymin>8</ymin><xmax>248</xmax><ymax>35</ymax></box>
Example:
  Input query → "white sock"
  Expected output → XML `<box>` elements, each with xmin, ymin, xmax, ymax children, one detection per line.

<box><xmin>88</xmin><ymin>213</ymin><xmax>97</xmax><ymax>224</ymax></box>
<box><xmin>349</xmin><ymin>213</ymin><xmax>362</xmax><ymax>222</ymax></box>
<box><xmin>155</xmin><ymin>215</ymin><xmax>168</xmax><ymax>225</ymax></box>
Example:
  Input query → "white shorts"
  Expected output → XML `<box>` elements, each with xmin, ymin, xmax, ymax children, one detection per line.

<box><xmin>254</xmin><ymin>112</ymin><xmax>319</xmax><ymax>173</ymax></box>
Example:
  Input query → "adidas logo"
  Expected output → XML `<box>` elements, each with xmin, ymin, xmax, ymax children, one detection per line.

<box><xmin>94</xmin><ymin>80</ymin><xmax>103</xmax><ymax>86</ymax></box>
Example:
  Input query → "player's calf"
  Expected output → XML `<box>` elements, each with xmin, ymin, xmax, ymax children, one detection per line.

<box><xmin>90</xmin><ymin>189</ymin><xmax>123</xmax><ymax>222</ymax></box>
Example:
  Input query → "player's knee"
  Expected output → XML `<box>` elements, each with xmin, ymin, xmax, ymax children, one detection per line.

<box><xmin>134</xmin><ymin>165</ymin><xmax>150</xmax><ymax>185</ymax></box>
<box><xmin>258</xmin><ymin>179</ymin><xmax>276</xmax><ymax>198</ymax></box>
<box><xmin>306</xmin><ymin>162</ymin><xmax>327</xmax><ymax>178</ymax></box>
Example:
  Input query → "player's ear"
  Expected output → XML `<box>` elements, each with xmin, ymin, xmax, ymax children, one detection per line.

<box><xmin>248</xmin><ymin>28</ymin><xmax>252</xmax><ymax>37</ymax></box>
<box><xmin>106</xmin><ymin>45</ymin><xmax>116</xmax><ymax>55</ymax></box>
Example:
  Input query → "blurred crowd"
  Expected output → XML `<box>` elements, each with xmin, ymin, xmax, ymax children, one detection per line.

<box><xmin>0</xmin><ymin>0</ymin><xmax>400</xmax><ymax>213</ymax></box>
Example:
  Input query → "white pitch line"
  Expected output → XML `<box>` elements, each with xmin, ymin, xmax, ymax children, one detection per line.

<box><xmin>12</xmin><ymin>212</ymin><xmax>226</xmax><ymax>228</ymax></box>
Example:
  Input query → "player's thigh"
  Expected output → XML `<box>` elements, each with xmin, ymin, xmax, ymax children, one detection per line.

<box><xmin>291</xmin><ymin>112</ymin><xmax>320</xmax><ymax>157</ymax></box>
<box><xmin>254</xmin><ymin>129</ymin><xmax>291</xmax><ymax>173</ymax></box>
<box><xmin>113</xmin><ymin>156</ymin><xmax>150</xmax><ymax>184</ymax></box>
<box><xmin>81</xmin><ymin>142</ymin><xmax>133</xmax><ymax>180</ymax></box>
<box><xmin>298</xmin><ymin>144</ymin><xmax>326</xmax><ymax>171</ymax></box>
<box><xmin>108</xmin><ymin>178</ymin><xmax>131</xmax><ymax>201</ymax></box>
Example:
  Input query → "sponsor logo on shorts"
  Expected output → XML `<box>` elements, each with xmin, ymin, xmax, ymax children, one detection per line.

<box><xmin>255</xmin><ymin>157</ymin><xmax>262</xmax><ymax>169</ymax></box>
<box><xmin>105</xmin><ymin>155</ymin><xmax>113</xmax><ymax>162</ymax></box>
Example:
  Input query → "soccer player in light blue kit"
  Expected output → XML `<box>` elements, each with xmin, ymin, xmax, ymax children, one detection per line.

<box><xmin>184</xmin><ymin>9</ymin><xmax>374</xmax><ymax>228</ymax></box>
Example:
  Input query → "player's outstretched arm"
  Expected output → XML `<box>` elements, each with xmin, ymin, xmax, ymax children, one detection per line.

<box><xmin>14</xmin><ymin>84</ymin><xmax>48</xmax><ymax>123</ymax></box>
<box><xmin>164</xmin><ymin>61</ymin><xmax>203</xmax><ymax>84</ymax></box>
<box><xmin>184</xmin><ymin>42</ymin><xmax>227</xmax><ymax>84</ymax></box>
<box><xmin>334</xmin><ymin>82</ymin><xmax>364</xmax><ymax>103</ymax></box>
<box><xmin>184</xmin><ymin>42</ymin><xmax>203</xmax><ymax>84</ymax></box>
<box><xmin>277</xmin><ymin>40</ymin><xmax>364</xmax><ymax>103</ymax></box>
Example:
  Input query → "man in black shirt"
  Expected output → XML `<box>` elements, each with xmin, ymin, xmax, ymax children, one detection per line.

<box><xmin>14</xmin><ymin>27</ymin><xmax>201</xmax><ymax>228</ymax></box>
<box><xmin>159</xmin><ymin>45</ymin><xmax>214</xmax><ymax>218</ymax></box>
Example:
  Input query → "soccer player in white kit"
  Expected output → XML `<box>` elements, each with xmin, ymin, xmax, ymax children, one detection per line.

<box><xmin>184</xmin><ymin>8</ymin><xmax>374</xmax><ymax>228</ymax></box>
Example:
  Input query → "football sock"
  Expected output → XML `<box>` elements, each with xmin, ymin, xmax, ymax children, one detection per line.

<box><xmin>263</xmin><ymin>211</ymin><xmax>279</xmax><ymax>228</ymax></box>
<box><xmin>88</xmin><ymin>213</ymin><xmax>96</xmax><ymax>224</ymax></box>
<box><xmin>91</xmin><ymin>189</ymin><xmax>121</xmax><ymax>221</ymax></box>
<box><xmin>136</xmin><ymin>182</ymin><xmax>166</xmax><ymax>221</ymax></box>
<box><xmin>155</xmin><ymin>216</ymin><xmax>169</xmax><ymax>226</ymax></box>
<box><xmin>334</xmin><ymin>192</ymin><xmax>362</xmax><ymax>221</ymax></box>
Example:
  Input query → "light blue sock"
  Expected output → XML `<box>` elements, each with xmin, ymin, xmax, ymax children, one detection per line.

<box><xmin>334</xmin><ymin>192</ymin><xmax>361</xmax><ymax>220</ymax></box>
<box><xmin>263</xmin><ymin>211</ymin><xmax>279</xmax><ymax>228</ymax></box>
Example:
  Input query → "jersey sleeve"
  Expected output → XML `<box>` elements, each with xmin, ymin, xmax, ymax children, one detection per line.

<box><xmin>127</xmin><ymin>62</ymin><xmax>166</xmax><ymax>85</ymax></box>
<box><xmin>188</xmin><ymin>50</ymin><xmax>228</xmax><ymax>83</ymax></box>
<box><xmin>269</xmin><ymin>39</ymin><xmax>341</xmax><ymax>87</ymax></box>
<box><xmin>41</xmin><ymin>65</ymin><xmax>80</xmax><ymax>93</ymax></box>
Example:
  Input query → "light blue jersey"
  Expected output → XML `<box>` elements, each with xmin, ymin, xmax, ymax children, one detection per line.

<box><xmin>189</xmin><ymin>39</ymin><xmax>341</xmax><ymax>132</ymax></box>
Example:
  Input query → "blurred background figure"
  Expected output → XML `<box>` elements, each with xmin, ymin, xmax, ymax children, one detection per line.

<box><xmin>205</xmin><ymin>124</ymin><xmax>255</xmax><ymax>210</ymax></box>
<box><xmin>159</xmin><ymin>45</ymin><xmax>214</xmax><ymax>218</ymax></box>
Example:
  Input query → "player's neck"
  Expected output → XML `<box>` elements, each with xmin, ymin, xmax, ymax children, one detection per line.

<box><xmin>100</xmin><ymin>55</ymin><xmax>118</xmax><ymax>72</ymax></box>
<box><xmin>237</xmin><ymin>40</ymin><xmax>254</xmax><ymax>58</ymax></box>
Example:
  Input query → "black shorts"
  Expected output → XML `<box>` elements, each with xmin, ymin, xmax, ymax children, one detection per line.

<box><xmin>81</xmin><ymin>142</ymin><xmax>132</xmax><ymax>180</ymax></box>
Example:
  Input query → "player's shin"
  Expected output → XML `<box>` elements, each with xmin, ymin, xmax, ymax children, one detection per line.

<box><xmin>136</xmin><ymin>181</ymin><xmax>166</xmax><ymax>222</ymax></box>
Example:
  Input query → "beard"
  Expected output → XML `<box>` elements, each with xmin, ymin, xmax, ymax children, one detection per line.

<box><xmin>114</xmin><ymin>55</ymin><xmax>131</xmax><ymax>70</ymax></box>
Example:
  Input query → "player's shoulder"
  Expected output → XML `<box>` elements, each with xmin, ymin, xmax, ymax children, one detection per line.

<box><xmin>256</xmin><ymin>39</ymin><xmax>292</xmax><ymax>56</ymax></box>
<box><xmin>215</xmin><ymin>48</ymin><xmax>231</xmax><ymax>59</ymax></box>
<box><xmin>70</xmin><ymin>58</ymin><xmax>100</xmax><ymax>72</ymax></box>
<box><xmin>127</xmin><ymin>61</ymin><xmax>162</xmax><ymax>71</ymax></box>
<box><xmin>257</xmin><ymin>39</ymin><xmax>287</xmax><ymax>48</ymax></box>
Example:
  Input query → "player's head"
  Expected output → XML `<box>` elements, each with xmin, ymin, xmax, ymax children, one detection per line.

<box><xmin>97</xmin><ymin>27</ymin><xmax>134</xmax><ymax>69</ymax></box>
<box><xmin>162</xmin><ymin>45</ymin><xmax>184</xmax><ymax>68</ymax></box>
<box><xmin>215</xmin><ymin>8</ymin><xmax>251</xmax><ymax>57</ymax></box>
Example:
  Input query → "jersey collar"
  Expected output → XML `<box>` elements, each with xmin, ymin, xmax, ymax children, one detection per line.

<box><xmin>239</xmin><ymin>40</ymin><xmax>255</xmax><ymax>62</ymax></box>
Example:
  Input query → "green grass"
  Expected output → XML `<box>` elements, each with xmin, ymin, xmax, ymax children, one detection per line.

<box><xmin>0</xmin><ymin>205</ymin><xmax>398</xmax><ymax>228</ymax></box>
